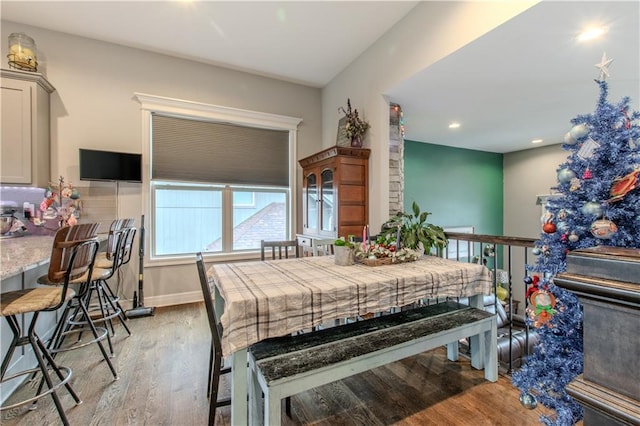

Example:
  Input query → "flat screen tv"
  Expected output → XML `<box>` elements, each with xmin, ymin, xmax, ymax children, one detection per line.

<box><xmin>79</xmin><ymin>148</ymin><xmax>142</xmax><ymax>182</ymax></box>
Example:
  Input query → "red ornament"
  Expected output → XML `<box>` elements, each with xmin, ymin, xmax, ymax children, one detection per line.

<box><xmin>525</xmin><ymin>276</ymin><xmax>540</xmax><ymax>299</ymax></box>
<box><xmin>583</xmin><ymin>168</ymin><xmax>593</xmax><ymax>179</ymax></box>
<box><xmin>542</xmin><ymin>223</ymin><xmax>557</xmax><ymax>234</ymax></box>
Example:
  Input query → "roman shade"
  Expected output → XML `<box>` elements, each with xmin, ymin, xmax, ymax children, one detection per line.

<box><xmin>152</xmin><ymin>114</ymin><xmax>289</xmax><ymax>186</ymax></box>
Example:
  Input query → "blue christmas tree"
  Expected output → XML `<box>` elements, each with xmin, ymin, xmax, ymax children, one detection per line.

<box><xmin>512</xmin><ymin>54</ymin><xmax>640</xmax><ymax>425</ymax></box>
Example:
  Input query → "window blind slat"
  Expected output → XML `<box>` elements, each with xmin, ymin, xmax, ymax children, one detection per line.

<box><xmin>152</xmin><ymin>114</ymin><xmax>289</xmax><ymax>186</ymax></box>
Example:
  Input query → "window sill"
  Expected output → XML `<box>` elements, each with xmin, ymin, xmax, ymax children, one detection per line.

<box><xmin>146</xmin><ymin>251</ymin><xmax>262</xmax><ymax>268</ymax></box>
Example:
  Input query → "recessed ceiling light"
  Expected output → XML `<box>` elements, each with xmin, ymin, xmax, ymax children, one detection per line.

<box><xmin>531</xmin><ymin>139</ymin><xmax>543</xmax><ymax>144</ymax></box>
<box><xmin>448</xmin><ymin>122</ymin><xmax>460</xmax><ymax>129</ymax></box>
<box><xmin>577</xmin><ymin>26</ymin><xmax>608</xmax><ymax>42</ymax></box>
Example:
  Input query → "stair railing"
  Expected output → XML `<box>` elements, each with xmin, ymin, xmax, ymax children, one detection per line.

<box><xmin>442</xmin><ymin>232</ymin><xmax>537</xmax><ymax>373</ymax></box>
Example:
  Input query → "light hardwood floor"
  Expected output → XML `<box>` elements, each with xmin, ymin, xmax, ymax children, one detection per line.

<box><xmin>1</xmin><ymin>302</ymin><xmax>551</xmax><ymax>425</ymax></box>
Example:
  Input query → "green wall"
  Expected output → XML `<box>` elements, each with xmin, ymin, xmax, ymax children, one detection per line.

<box><xmin>404</xmin><ymin>141</ymin><xmax>503</xmax><ymax>236</ymax></box>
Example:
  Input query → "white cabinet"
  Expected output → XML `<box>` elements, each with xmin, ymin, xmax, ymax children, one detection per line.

<box><xmin>1</xmin><ymin>68</ymin><xmax>54</xmax><ymax>187</ymax></box>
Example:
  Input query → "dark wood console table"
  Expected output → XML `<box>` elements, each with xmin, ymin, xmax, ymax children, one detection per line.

<box><xmin>555</xmin><ymin>246</ymin><xmax>640</xmax><ymax>425</ymax></box>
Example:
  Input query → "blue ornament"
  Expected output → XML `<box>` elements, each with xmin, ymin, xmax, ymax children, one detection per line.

<box><xmin>569</xmin><ymin>123</ymin><xmax>589</xmax><ymax>141</ymax></box>
<box><xmin>557</xmin><ymin>167</ymin><xmax>576</xmax><ymax>183</ymax></box>
<box><xmin>532</xmin><ymin>247</ymin><xmax>541</xmax><ymax>255</ymax></box>
<box><xmin>519</xmin><ymin>392</ymin><xmax>537</xmax><ymax>409</ymax></box>
<box><xmin>581</xmin><ymin>201</ymin><xmax>603</xmax><ymax>217</ymax></box>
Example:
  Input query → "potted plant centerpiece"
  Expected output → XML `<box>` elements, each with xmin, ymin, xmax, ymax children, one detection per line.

<box><xmin>334</xmin><ymin>236</ymin><xmax>356</xmax><ymax>266</ymax></box>
<box><xmin>379</xmin><ymin>201</ymin><xmax>448</xmax><ymax>256</ymax></box>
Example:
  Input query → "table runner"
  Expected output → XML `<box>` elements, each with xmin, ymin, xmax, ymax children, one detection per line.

<box><xmin>211</xmin><ymin>255</ymin><xmax>492</xmax><ymax>356</ymax></box>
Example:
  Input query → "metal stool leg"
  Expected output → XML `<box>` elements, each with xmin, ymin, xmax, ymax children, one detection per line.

<box><xmin>1</xmin><ymin>313</ymin><xmax>82</xmax><ymax>426</ymax></box>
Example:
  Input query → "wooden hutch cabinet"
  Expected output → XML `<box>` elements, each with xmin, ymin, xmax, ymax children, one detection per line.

<box><xmin>298</xmin><ymin>146</ymin><xmax>370</xmax><ymax>244</ymax></box>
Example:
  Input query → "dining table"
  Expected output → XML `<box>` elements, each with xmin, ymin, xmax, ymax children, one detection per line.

<box><xmin>209</xmin><ymin>254</ymin><xmax>493</xmax><ymax>425</ymax></box>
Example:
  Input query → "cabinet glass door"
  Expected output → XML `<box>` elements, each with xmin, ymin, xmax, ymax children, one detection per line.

<box><xmin>320</xmin><ymin>169</ymin><xmax>334</xmax><ymax>232</ymax></box>
<box><xmin>305</xmin><ymin>173</ymin><xmax>318</xmax><ymax>231</ymax></box>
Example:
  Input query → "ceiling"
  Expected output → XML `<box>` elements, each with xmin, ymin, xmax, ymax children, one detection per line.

<box><xmin>2</xmin><ymin>1</ymin><xmax>639</xmax><ymax>154</ymax></box>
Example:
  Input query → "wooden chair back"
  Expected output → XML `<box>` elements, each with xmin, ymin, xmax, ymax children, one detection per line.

<box><xmin>121</xmin><ymin>218</ymin><xmax>136</xmax><ymax>228</ymax></box>
<box><xmin>196</xmin><ymin>253</ymin><xmax>223</xmax><ymax>356</ymax></box>
<box><xmin>119</xmin><ymin>226</ymin><xmax>137</xmax><ymax>266</ymax></box>
<box><xmin>104</xmin><ymin>219</ymin><xmax>125</xmax><ymax>260</ymax></box>
<box><xmin>99</xmin><ymin>228</ymin><xmax>129</xmax><ymax>278</ymax></box>
<box><xmin>48</xmin><ymin>223</ymin><xmax>101</xmax><ymax>283</ymax></box>
<box><xmin>260</xmin><ymin>240</ymin><xmax>300</xmax><ymax>260</ymax></box>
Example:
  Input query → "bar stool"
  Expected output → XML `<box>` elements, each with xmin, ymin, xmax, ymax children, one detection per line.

<box><xmin>1</xmin><ymin>223</ymin><xmax>100</xmax><ymax>425</ymax></box>
<box><xmin>92</xmin><ymin>219</ymin><xmax>137</xmax><ymax>336</ymax></box>
<box><xmin>93</xmin><ymin>218</ymin><xmax>127</xmax><ymax>267</ymax></box>
<box><xmin>43</xmin><ymin>228</ymin><xmax>120</xmax><ymax>380</ymax></box>
<box><xmin>80</xmin><ymin>226</ymin><xmax>135</xmax><ymax>354</ymax></box>
<box><xmin>63</xmin><ymin>219</ymin><xmax>136</xmax><ymax>356</ymax></box>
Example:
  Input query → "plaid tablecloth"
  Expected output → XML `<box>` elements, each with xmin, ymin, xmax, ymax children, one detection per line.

<box><xmin>211</xmin><ymin>255</ymin><xmax>492</xmax><ymax>356</ymax></box>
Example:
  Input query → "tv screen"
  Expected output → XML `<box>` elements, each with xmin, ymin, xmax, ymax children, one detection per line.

<box><xmin>79</xmin><ymin>149</ymin><xmax>142</xmax><ymax>182</ymax></box>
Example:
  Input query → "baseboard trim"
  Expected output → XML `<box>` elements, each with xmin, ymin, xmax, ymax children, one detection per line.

<box><xmin>122</xmin><ymin>291</ymin><xmax>202</xmax><ymax>310</ymax></box>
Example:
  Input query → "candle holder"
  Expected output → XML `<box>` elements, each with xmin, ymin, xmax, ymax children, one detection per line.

<box><xmin>7</xmin><ymin>33</ymin><xmax>38</xmax><ymax>72</ymax></box>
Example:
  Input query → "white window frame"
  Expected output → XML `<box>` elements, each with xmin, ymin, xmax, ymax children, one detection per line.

<box><xmin>134</xmin><ymin>93</ymin><xmax>302</xmax><ymax>265</ymax></box>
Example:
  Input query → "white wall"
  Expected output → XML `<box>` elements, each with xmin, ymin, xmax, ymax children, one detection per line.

<box><xmin>504</xmin><ymin>143</ymin><xmax>567</xmax><ymax>238</ymax></box>
<box><xmin>1</xmin><ymin>21</ymin><xmax>322</xmax><ymax>306</ymax></box>
<box><xmin>321</xmin><ymin>1</ymin><xmax>537</xmax><ymax>230</ymax></box>
<box><xmin>503</xmin><ymin>143</ymin><xmax>568</xmax><ymax>304</ymax></box>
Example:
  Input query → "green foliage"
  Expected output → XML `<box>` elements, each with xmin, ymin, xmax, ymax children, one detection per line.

<box><xmin>334</xmin><ymin>235</ymin><xmax>355</xmax><ymax>249</ymax></box>
<box><xmin>380</xmin><ymin>201</ymin><xmax>447</xmax><ymax>253</ymax></box>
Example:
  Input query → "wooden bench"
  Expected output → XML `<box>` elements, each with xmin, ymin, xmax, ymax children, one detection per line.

<box><xmin>248</xmin><ymin>300</ymin><xmax>497</xmax><ymax>425</ymax></box>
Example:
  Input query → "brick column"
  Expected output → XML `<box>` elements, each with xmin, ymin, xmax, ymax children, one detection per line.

<box><xmin>389</xmin><ymin>103</ymin><xmax>404</xmax><ymax>217</ymax></box>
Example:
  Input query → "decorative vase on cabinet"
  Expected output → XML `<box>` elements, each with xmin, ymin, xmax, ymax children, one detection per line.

<box><xmin>299</xmin><ymin>146</ymin><xmax>370</xmax><ymax>240</ymax></box>
<box><xmin>1</xmin><ymin>68</ymin><xmax>55</xmax><ymax>187</ymax></box>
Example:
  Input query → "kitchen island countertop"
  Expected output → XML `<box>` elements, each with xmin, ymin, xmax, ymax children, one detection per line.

<box><xmin>1</xmin><ymin>233</ymin><xmax>108</xmax><ymax>281</ymax></box>
<box><xmin>1</xmin><ymin>235</ymin><xmax>55</xmax><ymax>281</ymax></box>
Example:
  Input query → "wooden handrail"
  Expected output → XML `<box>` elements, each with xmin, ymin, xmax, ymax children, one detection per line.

<box><xmin>444</xmin><ymin>232</ymin><xmax>536</xmax><ymax>248</ymax></box>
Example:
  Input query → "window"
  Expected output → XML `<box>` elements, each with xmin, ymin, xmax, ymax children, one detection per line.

<box><xmin>135</xmin><ymin>93</ymin><xmax>301</xmax><ymax>261</ymax></box>
<box><xmin>153</xmin><ymin>183</ymin><xmax>288</xmax><ymax>255</ymax></box>
<box><xmin>233</xmin><ymin>191</ymin><xmax>255</xmax><ymax>207</ymax></box>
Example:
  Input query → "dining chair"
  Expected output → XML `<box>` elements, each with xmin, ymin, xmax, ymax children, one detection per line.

<box><xmin>258</xmin><ymin>241</ymin><xmax>300</xmax><ymax>417</ymax></box>
<box><xmin>196</xmin><ymin>252</ymin><xmax>231</xmax><ymax>425</ymax></box>
<box><xmin>1</xmin><ymin>224</ymin><xmax>100</xmax><ymax>425</ymax></box>
<box><xmin>311</xmin><ymin>238</ymin><xmax>335</xmax><ymax>256</ymax></box>
<box><xmin>260</xmin><ymin>240</ymin><xmax>300</xmax><ymax>260</ymax></box>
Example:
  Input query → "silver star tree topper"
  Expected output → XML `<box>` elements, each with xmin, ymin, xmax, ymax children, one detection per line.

<box><xmin>595</xmin><ymin>52</ymin><xmax>614</xmax><ymax>80</ymax></box>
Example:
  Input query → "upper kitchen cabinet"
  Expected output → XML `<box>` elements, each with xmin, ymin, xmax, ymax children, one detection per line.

<box><xmin>1</xmin><ymin>68</ymin><xmax>55</xmax><ymax>187</ymax></box>
<box><xmin>299</xmin><ymin>146</ymin><xmax>370</xmax><ymax>239</ymax></box>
